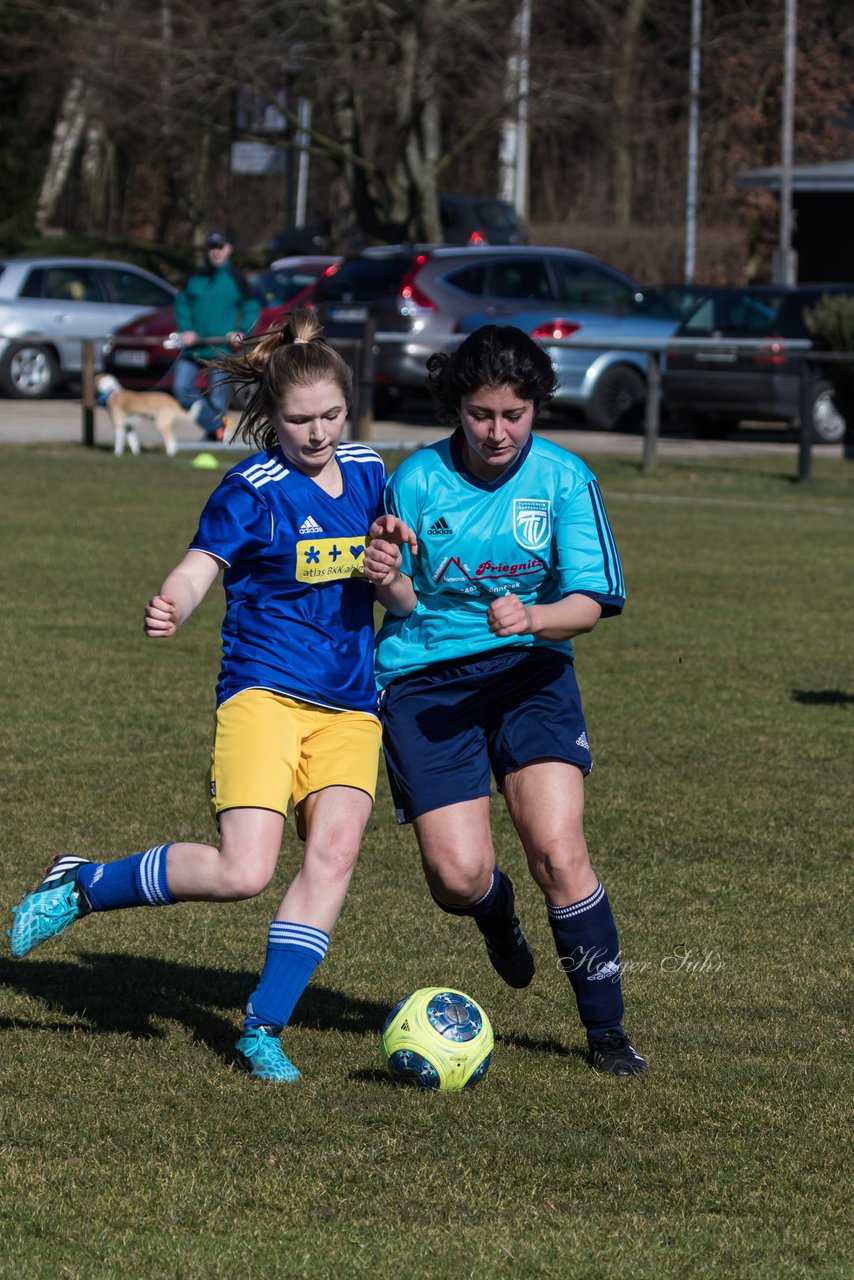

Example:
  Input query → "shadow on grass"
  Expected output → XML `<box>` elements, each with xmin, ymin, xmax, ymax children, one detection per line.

<box><xmin>792</xmin><ymin>688</ymin><xmax>854</xmax><ymax>706</ymax></box>
<box><xmin>0</xmin><ymin>952</ymin><xmax>389</xmax><ymax>1064</ymax></box>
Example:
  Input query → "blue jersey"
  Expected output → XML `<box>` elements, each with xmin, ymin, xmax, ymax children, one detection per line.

<box><xmin>191</xmin><ymin>441</ymin><xmax>386</xmax><ymax>715</ymax></box>
<box><xmin>374</xmin><ymin>430</ymin><xmax>624</xmax><ymax>689</ymax></box>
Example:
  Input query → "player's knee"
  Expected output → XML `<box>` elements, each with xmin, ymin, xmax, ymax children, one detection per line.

<box><xmin>427</xmin><ymin>860</ymin><xmax>491</xmax><ymax>906</ymax></box>
<box><xmin>307</xmin><ymin>832</ymin><xmax>362</xmax><ymax>884</ymax></box>
<box><xmin>529</xmin><ymin>838</ymin><xmax>591</xmax><ymax>894</ymax></box>
<box><xmin>217</xmin><ymin>858</ymin><xmax>277</xmax><ymax>900</ymax></box>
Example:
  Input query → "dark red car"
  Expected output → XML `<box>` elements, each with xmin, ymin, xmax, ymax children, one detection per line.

<box><xmin>103</xmin><ymin>256</ymin><xmax>338</xmax><ymax>390</ymax></box>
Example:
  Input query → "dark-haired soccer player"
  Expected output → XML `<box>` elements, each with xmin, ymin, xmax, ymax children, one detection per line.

<box><xmin>363</xmin><ymin>324</ymin><xmax>646</xmax><ymax>1077</ymax></box>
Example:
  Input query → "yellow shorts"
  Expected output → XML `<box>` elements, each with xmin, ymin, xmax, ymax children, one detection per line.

<box><xmin>209</xmin><ymin>688</ymin><xmax>382</xmax><ymax>825</ymax></box>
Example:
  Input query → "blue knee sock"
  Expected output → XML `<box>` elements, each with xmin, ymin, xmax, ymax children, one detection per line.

<box><xmin>244</xmin><ymin>922</ymin><xmax>330</xmax><ymax>1031</ymax></box>
<box><xmin>547</xmin><ymin>882</ymin><xmax>624</xmax><ymax>1033</ymax></box>
<box><xmin>431</xmin><ymin>867</ymin><xmax>515</xmax><ymax>935</ymax></box>
<box><xmin>76</xmin><ymin>844</ymin><xmax>176</xmax><ymax>911</ymax></box>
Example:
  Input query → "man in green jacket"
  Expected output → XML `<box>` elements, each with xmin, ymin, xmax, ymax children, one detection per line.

<box><xmin>173</xmin><ymin>231</ymin><xmax>261</xmax><ymax>441</ymax></box>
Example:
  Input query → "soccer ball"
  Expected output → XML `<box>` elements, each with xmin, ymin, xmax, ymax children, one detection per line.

<box><xmin>381</xmin><ymin>987</ymin><xmax>494</xmax><ymax>1091</ymax></box>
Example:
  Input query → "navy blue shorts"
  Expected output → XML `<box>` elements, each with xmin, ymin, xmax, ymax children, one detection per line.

<box><xmin>380</xmin><ymin>647</ymin><xmax>591</xmax><ymax>824</ymax></box>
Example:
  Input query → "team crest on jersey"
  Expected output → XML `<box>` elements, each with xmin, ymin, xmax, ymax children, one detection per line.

<box><xmin>513</xmin><ymin>499</ymin><xmax>551</xmax><ymax>551</ymax></box>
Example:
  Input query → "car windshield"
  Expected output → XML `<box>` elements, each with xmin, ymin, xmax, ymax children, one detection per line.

<box><xmin>475</xmin><ymin>201</ymin><xmax>521</xmax><ymax>230</ymax></box>
<box><xmin>680</xmin><ymin>291</ymin><xmax>787</xmax><ymax>337</ymax></box>
<box><xmin>247</xmin><ymin>268</ymin><xmax>321</xmax><ymax>304</ymax></box>
<box><xmin>314</xmin><ymin>257</ymin><xmax>413</xmax><ymax>302</ymax></box>
<box><xmin>638</xmin><ymin>285</ymin><xmax>715</xmax><ymax>321</ymax></box>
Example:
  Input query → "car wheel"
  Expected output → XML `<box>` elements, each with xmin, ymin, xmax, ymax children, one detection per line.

<box><xmin>807</xmin><ymin>380</ymin><xmax>845</xmax><ymax>445</ymax></box>
<box><xmin>0</xmin><ymin>343</ymin><xmax>60</xmax><ymax>398</ymax></box>
<box><xmin>585</xmin><ymin>365</ymin><xmax>646</xmax><ymax>431</ymax></box>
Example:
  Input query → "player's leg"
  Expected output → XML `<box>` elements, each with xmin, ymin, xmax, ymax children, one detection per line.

<box><xmin>413</xmin><ymin>800</ymin><xmax>535</xmax><ymax>989</ymax></box>
<box><xmin>8</xmin><ymin>689</ymin><xmax>292</xmax><ymax>959</ymax></box>
<box><xmin>411</xmin><ymin>802</ymin><xmax>536</xmax><ymax>990</ymax></box>
<box><xmin>8</xmin><ymin>811</ymin><xmax>283</xmax><ymax>960</ymax></box>
<box><xmin>235</xmin><ymin>706</ymin><xmax>381</xmax><ymax>1082</ymax></box>
<box><xmin>381</xmin><ymin>659</ymin><xmax>535</xmax><ymax>989</ymax></box>
<box><xmin>502</xmin><ymin>761</ymin><xmax>646</xmax><ymax>1076</ymax></box>
<box><xmin>488</xmin><ymin>650</ymin><xmax>645</xmax><ymax>1075</ymax></box>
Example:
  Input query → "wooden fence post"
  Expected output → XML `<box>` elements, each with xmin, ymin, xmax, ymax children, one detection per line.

<box><xmin>81</xmin><ymin>340</ymin><xmax>95</xmax><ymax>447</ymax></box>
<box><xmin>641</xmin><ymin>352</ymin><xmax>661</xmax><ymax>472</ymax></box>
<box><xmin>797</xmin><ymin>357</ymin><xmax>813</xmax><ymax>482</ymax></box>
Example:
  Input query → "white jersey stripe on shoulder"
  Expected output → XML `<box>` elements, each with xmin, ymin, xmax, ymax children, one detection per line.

<box><xmin>339</xmin><ymin>453</ymin><xmax>383</xmax><ymax>467</ymax></box>
<box><xmin>243</xmin><ymin>460</ymin><xmax>289</xmax><ymax>489</ymax></box>
<box><xmin>338</xmin><ymin>443</ymin><xmax>382</xmax><ymax>460</ymax></box>
<box><xmin>243</xmin><ymin>460</ymin><xmax>286</xmax><ymax>481</ymax></box>
<box><xmin>243</xmin><ymin>460</ymin><xmax>284</xmax><ymax>481</ymax></box>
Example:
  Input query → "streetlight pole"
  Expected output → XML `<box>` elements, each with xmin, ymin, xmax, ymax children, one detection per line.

<box><xmin>775</xmin><ymin>0</ymin><xmax>797</xmax><ymax>284</ymax></box>
<box><xmin>684</xmin><ymin>0</ymin><xmax>702</xmax><ymax>283</ymax></box>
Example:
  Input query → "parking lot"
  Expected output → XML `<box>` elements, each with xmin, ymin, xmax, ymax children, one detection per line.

<box><xmin>0</xmin><ymin>392</ymin><xmax>803</xmax><ymax>458</ymax></box>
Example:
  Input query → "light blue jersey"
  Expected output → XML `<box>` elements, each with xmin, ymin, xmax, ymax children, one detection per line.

<box><xmin>191</xmin><ymin>441</ymin><xmax>386</xmax><ymax>714</ymax></box>
<box><xmin>374</xmin><ymin>430</ymin><xmax>624</xmax><ymax>689</ymax></box>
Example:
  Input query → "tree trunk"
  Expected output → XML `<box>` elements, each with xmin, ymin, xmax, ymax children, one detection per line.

<box><xmin>612</xmin><ymin>0</ymin><xmax>646</xmax><ymax>228</ymax></box>
<box><xmin>35</xmin><ymin>77</ymin><xmax>89</xmax><ymax>233</ymax></box>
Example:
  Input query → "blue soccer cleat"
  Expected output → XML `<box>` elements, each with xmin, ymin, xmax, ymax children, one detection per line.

<box><xmin>8</xmin><ymin>855</ymin><xmax>92</xmax><ymax>959</ymax></box>
<box><xmin>234</xmin><ymin>1025</ymin><xmax>301</xmax><ymax>1082</ymax></box>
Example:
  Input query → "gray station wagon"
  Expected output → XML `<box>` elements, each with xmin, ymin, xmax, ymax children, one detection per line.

<box><xmin>0</xmin><ymin>256</ymin><xmax>176</xmax><ymax>398</ymax></box>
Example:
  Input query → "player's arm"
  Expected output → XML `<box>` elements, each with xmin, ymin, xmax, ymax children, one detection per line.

<box><xmin>487</xmin><ymin>592</ymin><xmax>602</xmax><ymax>640</ymax></box>
<box><xmin>364</xmin><ymin>515</ymin><xmax>418</xmax><ymax>616</ymax></box>
<box><xmin>144</xmin><ymin>549</ymin><xmax>222</xmax><ymax>638</ymax></box>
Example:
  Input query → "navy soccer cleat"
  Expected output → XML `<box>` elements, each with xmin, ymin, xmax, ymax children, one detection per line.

<box><xmin>587</xmin><ymin>1028</ymin><xmax>647</xmax><ymax>1076</ymax></box>
<box><xmin>478</xmin><ymin>913</ymin><xmax>536</xmax><ymax>989</ymax></box>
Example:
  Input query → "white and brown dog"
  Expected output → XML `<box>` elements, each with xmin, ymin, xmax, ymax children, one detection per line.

<box><xmin>95</xmin><ymin>374</ymin><xmax>199</xmax><ymax>456</ymax></box>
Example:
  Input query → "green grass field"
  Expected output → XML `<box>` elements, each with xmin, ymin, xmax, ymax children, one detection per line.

<box><xmin>1</xmin><ymin>443</ymin><xmax>852</xmax><ymax>1279</ymax></box>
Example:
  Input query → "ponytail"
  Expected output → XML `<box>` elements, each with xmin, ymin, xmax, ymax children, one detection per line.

<box><xmin>211</xmin><ymin>308</ymin><xmax>352</xmax><ymax>451</ymax></box>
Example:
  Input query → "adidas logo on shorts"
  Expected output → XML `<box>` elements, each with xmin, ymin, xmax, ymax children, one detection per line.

<box><xmin>427</xmin><ymin>516</ymin><xmax>453</xmax><ymax>536</ymax></box>
<box><xmin>299</xmin><ymin>515</ymin><xmax>324</xmax><ymax>534</ymax></box>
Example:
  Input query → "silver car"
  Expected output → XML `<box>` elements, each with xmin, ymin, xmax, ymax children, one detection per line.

<box><xmin>313</xmin><ymin>244</ymin><xmax>648</xmax><ymax>413</ymax></box>
<box><xmin>455</xmin><ymin>287</ymin><xmax>711</xmax><ymax>430</ymax></box>
<box><xmin>0</xmin><ymin>256</ymin><xmax>176</xmax><ymax>398</ymax></box>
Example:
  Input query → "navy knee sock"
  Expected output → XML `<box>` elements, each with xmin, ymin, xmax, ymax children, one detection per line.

<box><xmin>431</xmin><ymin>867</ymin><xmax>515</xmax><ymax>936</ymax></box>
<box><xmin>76</xmin><ymin>845</ymin><xmax>176</xmax><ymax>911</ymax></box>
<box><xmin>547</xmin><ymin>882</ymin><xmax>624</xmax><ymax>1034</ymax></box>
<box><xmin>244</xmin><ymin>922</ymin><xmax>329</xmax><ymax>1032</ymax></box>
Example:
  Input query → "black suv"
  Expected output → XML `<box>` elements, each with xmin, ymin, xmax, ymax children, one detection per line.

<box><xmin>663</xmin><ymin>285</ymin><xmax>854</xmax><ymax>443</ymax></box>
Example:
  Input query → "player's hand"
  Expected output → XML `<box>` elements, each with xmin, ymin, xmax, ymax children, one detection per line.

<box><xmin>487</xmin><ymin>593</ymin><xmax>532</xmax><ymax>637</ymax></box>
<box><xmin>144</xmin><ymin>593</ymin><xmax>180</xmax><ymax>638</ymax></box>
<box><xmin>368</xmin><ymin>514</ymin><xmax>418</xmax><ymax>557</ymax></box>
<box><xmin>180</xmin><ymin>330</ymin><xmax>199</xmax><ymax>347</ymax></box>
<box><xmin>227</xmin><ymin>331</ymin><xmax>243</xmax><ymax>348</ymax></box>
<box><xmin>363</xmin><ymin>539</ymin><xmax>403</xmax><ymax>586</ymax></box>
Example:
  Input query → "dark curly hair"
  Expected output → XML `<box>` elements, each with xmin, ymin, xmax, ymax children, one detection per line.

<box><xmin>211</xmin><ymin>308</ymin><xmax>352</xmax><ymax>451</ymax></box>
<box><xmin>426</xmin><ymin>324</ymin><xmax>558</xmax><ymax>427</ymax></box>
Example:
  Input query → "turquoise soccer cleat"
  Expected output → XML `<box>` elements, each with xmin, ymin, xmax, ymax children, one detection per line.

<box><xmin>8</xmin><ymin>855</ymin><xmax>93</xmax><ymax>959</ymax></box>
<box><xmin>9</xmin><ymin>881</ymin><xmax>86</xmax><ymax>958</ymax></box>
<box><xmin>234</xmin><ymin>1025</ymin><xmax>301</xmax><ymax>1082</ymax></box>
